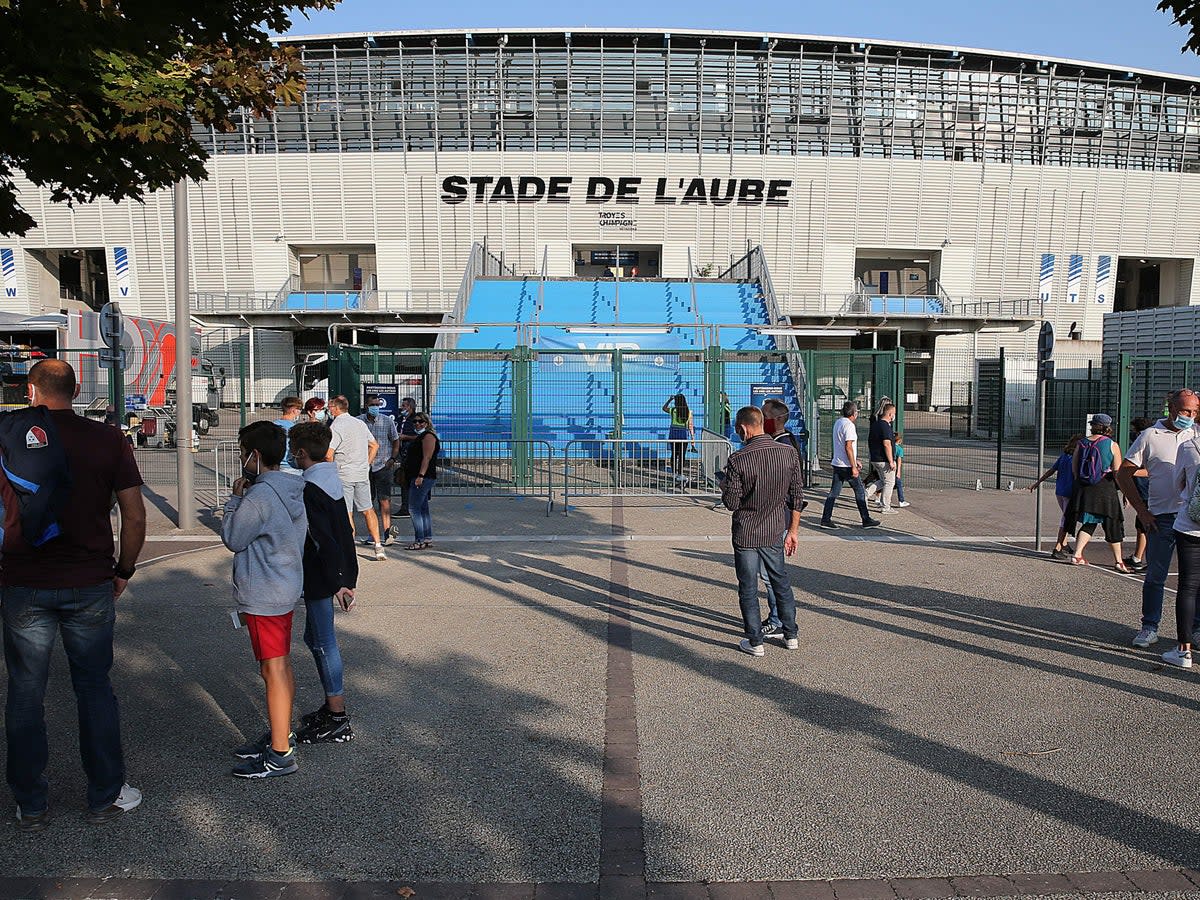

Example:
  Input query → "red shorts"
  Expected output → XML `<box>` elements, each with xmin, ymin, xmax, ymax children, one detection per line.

<box><xmin>244</xmin><ymin>611</ymin><xmax>294</xmax><ymax>661</ymax></box>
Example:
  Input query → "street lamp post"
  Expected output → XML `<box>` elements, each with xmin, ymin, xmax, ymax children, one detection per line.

<box><xmin>174</xmin><ymin>180</ymin><xmax>196</xmax><ymax>530</ymax></box>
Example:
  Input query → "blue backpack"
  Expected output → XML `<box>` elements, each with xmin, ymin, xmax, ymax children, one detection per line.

<box><xmin>1077</xmin><ymin>436</ymin><xmax>1110</xmax><ymax>486</ymax></box>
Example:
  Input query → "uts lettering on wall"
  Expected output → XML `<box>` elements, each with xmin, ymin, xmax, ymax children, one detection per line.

<box><xmin>439</xmin><ymin>176</ymin><xmax>791</xmax><ymax>206</ymax></box>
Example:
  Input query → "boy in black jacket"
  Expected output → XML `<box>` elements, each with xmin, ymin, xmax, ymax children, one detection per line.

<box><xmin>288</xmin><ymin>421</ymin><xmax>360</xmax><ymax>744</ymax></box>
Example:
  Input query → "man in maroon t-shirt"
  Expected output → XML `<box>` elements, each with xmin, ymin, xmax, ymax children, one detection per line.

<box><xmin>1</xmin><ymin>360</ymin><xmax>146</xmax><ymax>830</ymax></box>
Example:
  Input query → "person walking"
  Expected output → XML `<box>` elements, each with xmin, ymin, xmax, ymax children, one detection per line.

<box><xmin>1</xmin><ymin>360</ymin><xmax>146</xmax><ymax>828</ymax></box>
<box><xmin>403</xmin><ymin>412</ymin><xmax>440</xmax><ymax>550</ymax></box>
<box><xmin>327</xmin><ymin>396</ymin><xmax>384</xmax><ymax>561</ymax></box>
<box><xmin>1065</xmin><ymin>414</ymin><xmax>1126</xmax><ymax>570</ymax></box>
<box><xmin>1028</xmin><ymin>434</ymin><xmax>1082</xmax><ymax>560</ymax></box>
<box><xmin>662</xmin><ymin>394</ymin><xmax>695</xmax><ymax>484</ymax></box>
<box><xmin>1116</xmin><ymin>389</ymin><xmax>1200</xmax><ymax>647</ymax></box>
<box><xmin>819</xmin><ymin>401</ymin><xmax>881</xmax><ymax>529</ymax></box>
<box><xmin>867</xmin><ymin>402</ymin><xmax>899</xmax><ymax>513</ymax></box>
<box><xmin>288</xmin><ymin>421</ymin><xmax>360</xmax><ymax>740</ymax></box>
<box><xmin>1161</xmin><ymin>433</ymin><xmax>1200</xmax><ymax>667</ymax></box>
<box><xmin>358</xmin><ymin>394</ymin><xmax>400</xmax><ymax>546</ymax></box>
<box><xmin>719</xmin><ymin>406</ymin><xmax>804</xmax><ymax>657</ymax></box>
<box><xmin>892</xmin><ymin>432</ymin><xmax>911</xmax><ymax>508</ymax></box>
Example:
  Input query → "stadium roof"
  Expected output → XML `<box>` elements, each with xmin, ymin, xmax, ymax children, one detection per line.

<box><xmin>277</xmin><ymin>27</ymin><xmax>1200</xmax><ymax>90</ymax></box>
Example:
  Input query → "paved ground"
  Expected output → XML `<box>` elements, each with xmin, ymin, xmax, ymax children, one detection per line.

<box><xmin>1</xmin><ymin>488</ymin><xmax>1197</xmax><ymax>898</ymax></box>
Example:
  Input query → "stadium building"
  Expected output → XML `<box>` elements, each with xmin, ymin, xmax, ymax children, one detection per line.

<box><xmin>3</xmin><ymin>28</ymin><xmax>1200</xmax><ymax>440</ymax></box>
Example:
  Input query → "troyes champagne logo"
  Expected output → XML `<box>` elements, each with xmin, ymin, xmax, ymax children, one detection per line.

<box><xmin>25</xmin><ymin>426</ymin><xmax>48</xmax><ymax>449</ymax></box>
<box><xmin>440</xmin><ymin>175</ymin><xmax>791</xmax><ymax>206</ymax></box>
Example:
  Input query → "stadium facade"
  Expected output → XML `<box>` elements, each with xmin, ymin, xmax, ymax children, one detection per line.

<box><xmin>4</xmin><ymin>28</ymin><xmax>1200</xmax><ymax>366</ymax></box>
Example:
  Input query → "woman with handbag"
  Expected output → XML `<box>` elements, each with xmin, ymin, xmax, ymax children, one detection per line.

<box><xmin>1065</xmin><ymin>414</ymin><xmax>1127</xmax><ymax>571</ymax></box>
<box><xmin>1162</xmin><ymin>436</ymin><xmax>1200</xmax><ymax>668</ymax></box>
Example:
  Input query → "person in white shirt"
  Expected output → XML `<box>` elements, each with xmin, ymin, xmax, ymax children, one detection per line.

<box><xmin>819</xmin><ymin>401</ymin><xmax>881</xmax><ymax>529</ymax></box>
<box><xmin>1115</xmin><ymin>388</ymin><xmax>1200</xmax><ymax>648</ymax></box>
<box><xmin>326</xmin><ymin>395</ymin><xmax>385</xmax><ymax>561</ymax></box>
<box><xmin>1161</xmin><ymin>434</ymin><xmax>1200</xmax><ymax>668</ymax></box>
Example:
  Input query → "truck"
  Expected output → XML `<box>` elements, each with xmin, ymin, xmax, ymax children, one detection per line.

<box><xmin>0</xmin><ymin>309</ymin><xmax>221</xmax><ymax>433</ymax></box>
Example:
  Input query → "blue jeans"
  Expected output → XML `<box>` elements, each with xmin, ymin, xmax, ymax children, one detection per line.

<box><xmin>1142</xmin><ymin>514</ymin><xmax>1180</xmax><ymax>629</ymax></box>
<box><xmin>896</xmin><ymin>477</ymin><xmax>906</xmax><ymax>504</ymax></box>
<box><xmin>303</xmin><ymin>597</ymin><xmax>345</xmax><ymax>698</ymax></box>
<box><xmin>408</xmin><ymin>478</ymin><xmax>436</xmax><ymax>542</ymax></box>
<box><xmin>2</xmin><ymin>584</ymin><xmax>124</xmax><ymax>814</ymax></box>
<box><xmin>734</xmin><ymin>544</ymin><xmax>797</xmax><ymax>644</ymax></box>
<box><xmin>821</xmin><ymin>466</ymin><xmax>872</xmax><ymax>524</ymax></box>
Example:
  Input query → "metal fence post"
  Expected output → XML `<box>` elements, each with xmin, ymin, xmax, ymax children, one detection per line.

<box><xmin>422</xmin><ymin>348</ymin><xmax>432</xmax><ymax>414</ymax></box>
<box><xmin>894</xmin><ymin>346</ymin><xmax>906</xmax><ymax>436</ymax></box>
<box><xmin>704</xmin><ymin>345</ymin><xmax>724</xmax><ymax>436</ymax></box>
<box><xmin>1118</xmin><ymin>352</ymin><xmax>1133</xmax><ymax>452</ymax></box>
<box><xmin>511</xmin><ymin>347</ymin><xmax>532</xmax><ymax>485</ymax></box>
<box><xmin>613</xmin><ymin>349</ymin><xmax>624</xmax><ymax>441</ymax></box>
<box><xmin>995</xmin><ymin>345</ymin><xmax>1005</xmax><ymax>490</ymax></box>
<box><xmin>238</xmin><ymin>342</ymin><xmax>247</xmax><ymax>430</ymax></box>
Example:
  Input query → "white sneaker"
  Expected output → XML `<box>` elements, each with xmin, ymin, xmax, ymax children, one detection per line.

<box><xmin>878</xmin><ymin>507</ymin><xmax>898</xmax><ymax>514</ymax></box>
<box><xmin>1162</xmin><ymin>648</ymin><xmax>1193</xmax><ymax>668</ymax></box>
<box><xmin>865</xmin><ymin>484</ymin><xmax>878</xmax><ymax>500</ymax></box>
<box><xmin>738</xmin><ymin>639</ymin><xmax>764</xmax><ymax>657</ymax></box>
<box><xmin>374</xmin><ymin>544</ymin><xmax>387</xmax><ymax>561</ymax></box>
<box><xmin>897</xmin><ymin>501</ymin><xmax>911</xmax><ymax>508</ymax></box>
<box><xmin>1132</xmin><ymin>628</ymin><xmax>1159</xmax><ymax>648</ymax></box>
<box><xmin>87</xmin><ymin>784</ymin><xmax>142</xmax><ymax>823</ymax></box>
<box><xmin>784</xmin><ymin>637</ymin><xmax>799</xmax><ymax>651</ymax></box>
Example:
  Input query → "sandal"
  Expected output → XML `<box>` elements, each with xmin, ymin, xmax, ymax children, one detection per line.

<box><xmin>1070</xmin><ymin>557</ymin><xmax>1089</xmax><ymax>566</ymax></box>
<box><xmin>1114</xmin><ymin>562</ymin><xmax>1131</xmax><ymax>573</ymax></box>
<box><xmin>421</xmin><ymin>541</ymin><xmax>434</xmax><ymax>549</ymax></box>
<box><xmin>404</xmin><ymin>542</ymin><xmax>424</xmax><ymax>551</ymax></box>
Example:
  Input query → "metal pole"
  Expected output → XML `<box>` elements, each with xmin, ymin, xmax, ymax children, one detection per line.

<box><xmin>173</xmin><ymin>179</ymin><xmax>196</xmax><ymax>529</ymax></box>
<box><xmin>995</xmin><ymin>345</ymin><xmax>1005</xmax><ymax>490</ymax></box>
<box><xmin>1035</xmin><ymin>372</ymin><xmax>1046</xmax><ymax>552</ymax></box>
<box><xmin>248</xmin><ymin>325</ymin><xmax>256</xmax><ymax>414</ymax></box>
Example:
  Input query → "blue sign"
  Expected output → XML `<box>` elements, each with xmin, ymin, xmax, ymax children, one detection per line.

<box><xmin>750</xmin><ymin>383</ymin><xmax>785</xmax><ymax>409</ymax></box>
<box><xmin>125</xmin><ymin>394</ymin><xmax>147</xmax><ymax>411</ymax></box>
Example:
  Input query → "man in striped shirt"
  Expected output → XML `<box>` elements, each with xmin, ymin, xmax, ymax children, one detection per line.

<box><xmin>719</xmin><ymin>406</ymin><xmax>804</xmax><ymax>657</ymax></box>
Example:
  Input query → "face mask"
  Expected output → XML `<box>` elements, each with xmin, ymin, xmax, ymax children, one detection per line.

<box><xmin>367</xmin><ymin>406</ymin><xmax>382</xmax><ymax>416</ymax></box>
<box><xmin>415</xmin><ymin>426</ymin><xmax>428</xmax><ymax>435</ymax></box>
<box><xmin>1175</xmin><ymin>414</ymin><xmax>1196</xmax><ymax>430</ymax></box>
<box><xmin>242</xmin><ymin>453</ymin><xmax>262</xmax><ymax>485</ymax></box>
<box><xmin>763</xmin><ymin>418</ymin><xmax>778</xmax><ymax>436</ymax></box>
<box><xmin>313</xmin><ymin>410</ymin><xmax>328</xmax><ymax>423</ymax></box>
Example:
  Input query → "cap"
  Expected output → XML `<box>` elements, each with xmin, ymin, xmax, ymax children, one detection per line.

<box><xmin>1091</xmin><ymin>413</ymin><xmax>1113</xmax><ymax>426</ymax></box>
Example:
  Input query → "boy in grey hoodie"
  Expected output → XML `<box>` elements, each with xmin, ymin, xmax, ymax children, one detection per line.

<box><xmin>221</xmin><ymin>421</ymin><xmax>308</xmax><ymax>778</ymax></box>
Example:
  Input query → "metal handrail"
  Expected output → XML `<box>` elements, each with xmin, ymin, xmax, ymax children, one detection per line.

<box><xmin>562</xmin><ymin>436</ymin><xmax>736</xmax><ymax>514</ymax></box>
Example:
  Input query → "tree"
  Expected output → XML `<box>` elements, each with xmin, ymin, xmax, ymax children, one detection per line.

<box><xmin>0</xmin><ymin>0</ymin><xmax>338</xmax><ymax>236</ymax></box>
<box><xmin>1161</xmin><ymin>0</ymin><xmax>1200</xmax><ymax>53</ymax></box>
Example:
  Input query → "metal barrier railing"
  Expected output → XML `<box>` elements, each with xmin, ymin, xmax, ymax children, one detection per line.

<box><xmin>562</xmin><ymin>436</ymin><xmax>735</xmax><ymax>515</ymax></box>
<box><xmin>429</xmin><ymin>438</ymin><xmax>556</xmax><ymax>516</ymax></box>
<box><xmin>213</xmin><ymin>440</ymin><xmax>241</xmax><ymax>506</ymax></box>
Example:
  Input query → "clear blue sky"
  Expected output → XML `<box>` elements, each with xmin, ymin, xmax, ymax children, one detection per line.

<box><xmin>280</xmin><ymin>0</ymin><xmax>1200</xmax><ymax>77</ymax></box>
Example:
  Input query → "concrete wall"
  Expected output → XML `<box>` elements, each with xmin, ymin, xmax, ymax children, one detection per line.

<box><xmin>4</xmin><ymin>153</ymin><xmax>1200</xmax><ymax>341</ymax></box>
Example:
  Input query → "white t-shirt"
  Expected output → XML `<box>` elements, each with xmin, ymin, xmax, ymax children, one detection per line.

<box><xmin>329</xmin><ymin>412</ymin><xmax>375</xmax><ymax>484</ymax></box>
<box><xmin>1124</xmin><ymin>420</ymin><xmax>1198</xmax><ymax>515</ymax></box>
<box><xmin>830</xmin><ymin>416</ymin><xmax>858</xmax><ymax>468</ymax></box>
<box><xmin>1172</xmin><ymin>438</ymin><xmax>1200</xmax><ymax>536</ymax></box>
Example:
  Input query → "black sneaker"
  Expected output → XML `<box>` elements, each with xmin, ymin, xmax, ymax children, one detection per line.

<box><xmin>233</xmin><ymin>731</ymin><xmax>296</xmax><ymax>760</ymax></box>
<box><xmin>760</xmin><ymin>621</ymin><xmax>783</xmax><ymax>639</ymax></box>
<box><xmin>1051</xmin><ymin>548</ymin><xmax>1070</xmax><ymax>561</ymax></box>
<box><xmin>297</xmin><ymin>711</ymin><xmax>354</xmax><ymax>745</ymax></box>
<box><xmin>231</xmin><ymin>747</ymin><xmax>298</xmax><ymax>779</ymax></box>
<box><xmin>396</xmin><ymin>510</ymin><xmax>412</xmax><ymax>518</ymax></box>
<box><xmin>819</xmin><ymin>520</ymin><xmax>837</xmax><ymax>529</ymax></box>
<box><xmin>1124</xmin><ymin>556</ymin><xmax>1147</xmax><ymax>572</ymax></box>
<box><xmin>861</xmin><ymin>519</ymin><xmax>882</xmax><ymax>528</ymax></box>
<box><xmin>300</xmin><ymin>705</ymin><xmax>328</xmax><ymax>728</ymax></box>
